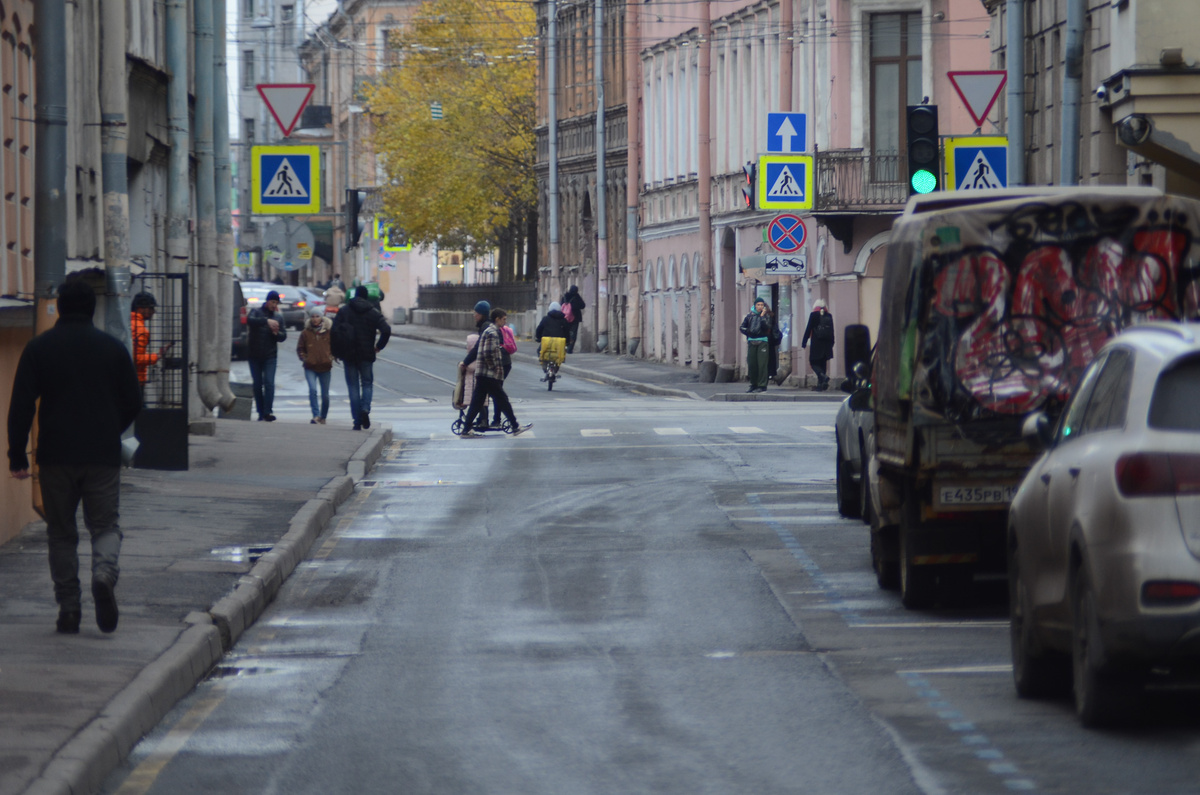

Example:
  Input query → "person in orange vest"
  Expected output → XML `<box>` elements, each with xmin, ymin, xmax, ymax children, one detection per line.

<box><xmin>130</xmin><ymin>292</ymin><xmax>172</xmax><ymax>385</ymax></box>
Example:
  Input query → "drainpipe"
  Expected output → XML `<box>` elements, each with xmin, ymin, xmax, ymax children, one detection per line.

<box><xmin>625</xmin><ymin>0</ymin><xmax>641</xmax><ymax>357</ymax></box>
<box><xmin>594</xmin><ymin>0</ymin><xmax>608</xmax><ymax>352</ymax></box>
<box><xmin>213</xmin><ymin>0</ymin><xmax>237</xmax><ymax>410</ymax></box>
<box><xmin>32</xmin><ymin>0</ymin><xmax>68</xmax><ymax>515</ymax></box>
<box><xmin>101</xmin><ymin>0</ymin><xmax>132</xmax><ymax>352</ymax></box>
<box><xmin>194</xmin><ymin>0</ymin><xmax>223</xmax><ymax>412</ymax></box>
<box><xmin>698</xmin><ymin>2</ymin><xmax>713</xmax><ymax>361</ymax></box>
<box><xmin>1059</xmin><ymin>0</ymin><xmax>1084</xmax><ymax>185</ymax></box>
<box><xmin>548</xmin><ymin>0</ymin><xmax>561</xmax><ymax>304</ymax></box>
<box><xmin>167</xmin><ymin>0</ymin><xmax>190</xmax><ymax>279</ymax></box>
<box><xmin>1006</xmin><ymin>0</ymin><xmax>1025</xmax><ymax>185</ymax></box>
<box><xmin>33</xmin><ymin>0</ymin><xmax>67</xmax><ymax>318</ymax></box>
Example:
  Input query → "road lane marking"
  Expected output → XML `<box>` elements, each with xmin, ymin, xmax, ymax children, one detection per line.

<box><xmin>854</xmin><ymin>621</ymin><xmax>1008</xmax><ymax>629</ymax></box>
<box><xmin>112</xmin><ymin>690</ymin><xmax>227</xmax><ymax>794</ymax></box>
<box><xmin>653</xmin><ymin>428</ymin><xmax>688</xmax><ymax>435</ymax></box>
<box><xmin>729</xmin><ymin>426</ymin><xmax>765</xmax><ymax>434</ymax></box>
<box><xmin>580</xmin><ymin>429</ymin><xmax>612</xmax><ymax>437</ymax></box>
<box><xmin>802</xmin><ymin>425</ymin><xmax>836</xmax><ymax>433</ymax></box>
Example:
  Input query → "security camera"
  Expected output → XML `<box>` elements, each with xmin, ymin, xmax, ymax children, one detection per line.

<box><xmin>1118</xmin><ymin>114</ymin><xmax>1152</xmax><ymax>147</ymax></box>
<box><xmin>1095</xmin><ymin>84</ymin><xmax>1107</xmax><ymax>100</ymax></box>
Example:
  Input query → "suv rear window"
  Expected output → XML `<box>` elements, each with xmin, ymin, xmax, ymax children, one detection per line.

<box><xmin>1148</xmin><ymin>356</ymin><xmax>1200</xmax><ymax>431</ymax></box>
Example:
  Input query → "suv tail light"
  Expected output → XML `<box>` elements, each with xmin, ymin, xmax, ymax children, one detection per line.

<box><xmin>1142</xmin><ymin>581</ymin><xmax>1200</xmax><ymax>606</ymax></box>
<box><xmin>1116</xmin><ymin>453</ymin><xmax>1200</xmax><ymax>497</ymax></box>
<box><xmin>295</xmin><ymin>300</ymin><xmax>307</xmax><ymax>308</ymax></box>
<box><xmin>240</xmin><ymin>305</ymin><xmax>248</xmax><ymax>325</ymax></box>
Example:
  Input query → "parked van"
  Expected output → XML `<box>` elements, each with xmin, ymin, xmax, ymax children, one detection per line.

<box><xmin>862</xmin><ymin>187</ymin><xmax>1200</xmax><ymax>608</ymax></box>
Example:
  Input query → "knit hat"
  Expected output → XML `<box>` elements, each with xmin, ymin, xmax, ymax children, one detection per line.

<box><xmin>549</xmin><ymin>301</ymin><xmax>561</xmax><ymax>313</ymax></box>
<box><xmin>308</xmin><ymin>306</ymin><xmax>324</xmax><ymax>317</ymax></box>
<box><xmin>355</xmin><ymin>285</ymin><xmax>370</xmax><ymax>299</ymax></box>
<box><xmin>474</xmin><ymin>300</ymin><xmax>491</xmax><ymax>316</ymax></box>
<box><xmin>813</xmin><ymin>299</ymin><xmax>826</xmax><ymax>310</ymax></box>
<box><xmin>266</xmin><ymin>290</ymin><xmax>281</xmax><ymax>302</ymax></box>
<box><xmin>131</xmin><ymin>291</ymin><xmax>157</xmax><ymax>310</ymax></box>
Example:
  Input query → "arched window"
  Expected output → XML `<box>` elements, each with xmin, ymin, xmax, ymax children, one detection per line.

<box><xmin>667</xmin><ymin>256</ymin><xmax>677</xmax><ymax>289</ymax></box>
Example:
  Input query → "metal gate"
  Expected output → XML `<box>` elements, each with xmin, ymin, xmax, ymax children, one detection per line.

<box><xmin>132</xmin><ymin>272</ymin><xmax>189</xmax><ymax>470</ymax></box>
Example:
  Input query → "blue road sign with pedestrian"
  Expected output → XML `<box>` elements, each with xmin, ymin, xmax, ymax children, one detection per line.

<box><xmin>946</xmin><ymin>137</ymin><xmax>1008</xmax><ymax>191</ymax></box>
<box><xmin>757</xmin><ymin>155</ymin><xmax>814</xmax><ymax>210</ymax></box>
<box><xmin>251</xmin><ymin>145</ymin><xmax>321</xmax><ymax>214</ymax></box>
<box><xmin>766</xmin><ymin>113</ymin><xmax>807</xmax><ymax>153</ymax></box>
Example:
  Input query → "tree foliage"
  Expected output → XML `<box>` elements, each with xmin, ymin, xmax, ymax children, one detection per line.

<box><xmin>368</xmin><ymin>0</ymin><xmax>537</xmax><ymax>260</ymax></box>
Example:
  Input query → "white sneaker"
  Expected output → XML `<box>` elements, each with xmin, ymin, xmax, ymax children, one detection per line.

<box><xmin>510</xmin><ymin>423</ymin><xmax>533</xmax><ymax>436</ymax></box>
<box><xmin>460</xmin><ymin>429</ymin><xmax>479</xmax><ymax>438</ymax></box>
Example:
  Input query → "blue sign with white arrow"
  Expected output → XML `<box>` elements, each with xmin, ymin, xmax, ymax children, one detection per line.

<box><xmin>767</xmin><ymin>113</ymin><xmax>807</xmax><ymax>153</ymax></box>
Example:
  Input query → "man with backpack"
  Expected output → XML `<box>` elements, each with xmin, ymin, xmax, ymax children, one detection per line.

<box><xmin>801</xmin><ymin>298</ymin><xmax>835</xmax><ymax>391</ymax></box>
<box><xmin>331</xmin><ymin>285</ymin><xmax>392</xmax><ymax>430</ymax></box>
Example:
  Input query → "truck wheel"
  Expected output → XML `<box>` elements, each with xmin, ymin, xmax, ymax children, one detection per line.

<box><xmin>1009</xmin><ymin>538</ymin><xmax>1067</xmax><ymax>698</ymax></box>
<box><xmin>899</xmin><ymin>486</ymin><xmax>935</xmax><ymax>609</ymax></box>
<box><xmin>836</xmin><ymin>440</ymin><xmax>861</xmax><ymax>518</ymax></box>
<box><xmin>1072</xmin><ymin>568</ymin><xmax>1134</xmax><ymax>727</ymax></box>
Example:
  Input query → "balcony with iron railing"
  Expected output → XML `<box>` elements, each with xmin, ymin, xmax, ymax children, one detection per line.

<box><xmin>813</xmin><ymin>148</ymin><xmax>910</xmax><ymax>213</ymax></box>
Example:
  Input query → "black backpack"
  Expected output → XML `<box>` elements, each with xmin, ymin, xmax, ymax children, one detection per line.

<box><xmin>330</xmin><ymin>313</ymin><xmax>357</xmax><ymax>360</ymax></box>
<box><xmin>814</xmin><ymin>314</ymin><xmax>834</xmax><ymax>343</ymax></box>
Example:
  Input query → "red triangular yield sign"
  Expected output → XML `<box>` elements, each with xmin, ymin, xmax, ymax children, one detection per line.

<box><xmin>947</xmin><ymin>71</ymin><xmax>1007</xmax><ymax>129</ymax></box>
<box><xmin>257</xmin><ymin>84</ymin><xmax>316</xmax><ymax>137</ymax></box>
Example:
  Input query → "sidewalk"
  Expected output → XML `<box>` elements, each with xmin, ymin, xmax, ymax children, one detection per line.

<box><xmin>0</xmin><ymin>421</ymin><xmax>391</xmax><ymax>795</ymax></box>
<box><xmin>391</xmin><ymin>323</ymin><xmax>846</xmax><ymax>403</ymax></box>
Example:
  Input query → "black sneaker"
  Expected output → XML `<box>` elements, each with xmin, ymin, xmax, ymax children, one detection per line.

<box><xmin>353</xmin><ymin>424</ymin><xmax>362</xmax><ymax>431</ymax></box>
<box><xmin>92</xmin><ymin>576</ymin><xmax>118</xmax><ymax>633</ymax></box>
<box><xmin>360</xmin><ymin>410</ymin><xmax>371</xmax><ymax>429</ymax></box>
<box><xmin>264</xmin><ymin>414</ymin><xmax>276</xmax><ymax>422</ymax></box>
<box><xmin>56</xmin><ymin>609</ymin><xmax>81</xmax><ymax>634</ymax></box>
<box><xmin>510</xmin><ymin>423</ymin><xmax>533</xmax><ymax>436</ymax></box>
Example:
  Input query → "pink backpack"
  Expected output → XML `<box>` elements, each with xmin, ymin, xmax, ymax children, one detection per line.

<box><xmin>501</xmin><ymin>325</ymin><xmax>517</xmax><ymax>354</ymax></box>
<box><xmin>562</xmin><ymin>300</ymin><xmax>575</xmax><ymax>323</ymax></box>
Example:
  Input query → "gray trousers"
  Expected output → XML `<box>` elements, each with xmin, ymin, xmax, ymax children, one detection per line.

<box><xmin>39</xmin><ymin>465</ymin><xmax>123</xmax><ymax>610</ymax></box>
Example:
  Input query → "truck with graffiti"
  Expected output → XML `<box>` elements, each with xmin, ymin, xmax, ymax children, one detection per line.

<box><xmin>862</xmin><ymin>187</ymin><xmax>1200</xmax><ymax>608</ymax></box>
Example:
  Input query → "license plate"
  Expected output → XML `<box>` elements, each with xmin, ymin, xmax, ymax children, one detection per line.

<box><xmin>936</xmin><ymin>483</ymin><xmax>1019</xmax><ymax>509</ymax></box>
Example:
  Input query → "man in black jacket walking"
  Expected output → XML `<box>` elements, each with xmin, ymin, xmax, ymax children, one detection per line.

<box><xmin>7</xmin><ymin>276</ymin><xmax>141</xmax><ymax>633</ymax></box>
<box><xmin>246</xmin><ymin>289</ymin><xmax>287</xmax><ymax>421</ymax></box>
<box><xmin>332</xmin><ymin>285</ymin><xmax>392</xmax><ymax>430</ymax></box>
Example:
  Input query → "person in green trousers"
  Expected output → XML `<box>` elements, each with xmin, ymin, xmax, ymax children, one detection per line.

<box><xmin>739</xmin><ymin>298</ymin><xmax>777</xmax><ymax>393</ymax></box>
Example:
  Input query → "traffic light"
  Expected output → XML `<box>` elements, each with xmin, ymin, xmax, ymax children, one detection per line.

<box><xmin>345</xmin><ymin>188</ymin><xmax>367</xmax><ymax>250</ymax></box>
<box><xmin>742</xmin><ymin>162</ymin><xmax>756</xmax><ymax>209</ymax></box>
<box><xmin>906</xmin><ymin>105</ymin><xmax>940</xmax><ymax>195</ymax></box>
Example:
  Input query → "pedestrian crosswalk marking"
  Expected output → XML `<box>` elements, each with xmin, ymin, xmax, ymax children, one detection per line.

<box><xmin>654</xmin><ymin>428</ymin><xmax>687</xmax><ymax>435</ymax></box>
<box><xmin>767</xmin><ymin>165</ymin><xmax>804</xmax><ymax>197</ymax></box>
<box><xmin>581</xmin><ymin>429</ymin><xmax>612</xmax><ymax>437</ymax></box>
<box><xmin>729</xmin><ymin>426</ymin><xmax>765</xmax><ymax>434</ymax></box>
<box><xmin>263</xmin><ymin>158</ymin><xmax>309</xmax><ymax>198</ymax></box>
<box><xmin>802</xmin><ymin>425</ymin><xmax>836</xmax><ymax>433</ymax></box>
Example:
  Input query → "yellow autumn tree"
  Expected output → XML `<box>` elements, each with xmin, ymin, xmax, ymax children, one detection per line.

<box><xmin>368</xmin><ymin>0</ymin><xmax>537</xmax><ymax>276</ymax></box>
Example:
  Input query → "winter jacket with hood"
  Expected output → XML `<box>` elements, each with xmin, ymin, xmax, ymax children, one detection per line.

<box><xmin>536</xmin><ymin>308</ymin><xmax>570</xmax><ymax>340</ymax></box>
<box><xmin>297</xmin><ymin>316</ymin><xmax>334</xmax><ymax>372</ymax></box>
<box><xmin>333</xmin><ymin>296</ymin><xmax>392</xmax><ymax>362</ymax></box>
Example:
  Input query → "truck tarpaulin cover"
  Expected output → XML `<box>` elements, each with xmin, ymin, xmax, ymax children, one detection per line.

<box><xmin>882</xmin><ymin>193</ymin><xmax>1200</xmax><ymax>422</ymax></box>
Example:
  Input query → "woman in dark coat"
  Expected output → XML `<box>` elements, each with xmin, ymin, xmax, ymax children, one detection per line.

<box><xmin>561</xmin><ymin>285</ymin><xmax>586</xmax><ymax>353</ymax></box>
<box><xmin>801</xmin><ymin>299</ymin><xmax>835</xmax><ymax>391</ymax></box>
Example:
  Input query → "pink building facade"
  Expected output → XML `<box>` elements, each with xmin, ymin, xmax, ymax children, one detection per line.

<box><xmin>632</xmin><ymin>0</ymin><xmax>991</xmax><ymax>382</ymax></box>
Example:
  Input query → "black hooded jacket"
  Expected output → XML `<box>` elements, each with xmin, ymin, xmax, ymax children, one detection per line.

<box><xmin>334</xmin><ymin>296</ymin><xmax>392</xmax><ymax>362</ymax></box>
<box><xmin>536</xmin><ymin>310</ymin><xmax>570</xmax><ymax>340</ymax></box>
<box><xmin>7</xmin><ymin>315</ymin><xmax>141</xmax><ymax>470</ymax></box>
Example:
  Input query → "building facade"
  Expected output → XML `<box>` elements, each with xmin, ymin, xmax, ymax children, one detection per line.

<box><xmin>986</xmin><ymin>0</ymin><xmax>1200</xmax><ymax>199</ymax></box>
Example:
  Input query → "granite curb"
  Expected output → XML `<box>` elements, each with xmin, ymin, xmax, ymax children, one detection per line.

<box><xmin>22</xmin><ymin>426</ymin><xmax>392</xmax><ymax>795</ymax></box>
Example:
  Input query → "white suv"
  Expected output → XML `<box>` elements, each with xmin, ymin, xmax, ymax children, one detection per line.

<box><xmin>1008</xmin><ymin>322</ymin><xmax>1200</xmax><ymax>727</ymax></box>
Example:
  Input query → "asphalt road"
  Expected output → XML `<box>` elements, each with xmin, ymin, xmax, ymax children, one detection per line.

<box><xmin>103</xmin><ymin>339</ymin><xmax>1200</xmax><ymax>795</ymax></box>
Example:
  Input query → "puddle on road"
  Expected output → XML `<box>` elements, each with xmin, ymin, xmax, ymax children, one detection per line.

<box><xmin>210</xmin><ymin>545</ymin><xmax>274</xmax><ymax>565</ymax></box>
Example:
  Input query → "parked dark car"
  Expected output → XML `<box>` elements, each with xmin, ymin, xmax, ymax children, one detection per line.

<box><xmin>240</xmin><ymin>281</ymin><xmax>304</xmax><ymax>330</ymax></box>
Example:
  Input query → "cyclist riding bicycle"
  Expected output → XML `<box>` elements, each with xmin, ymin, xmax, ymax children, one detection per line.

<box><xmin>535</xmin><ymin>302</ymin><xmax>570</xmax><ymax>379</ymax></box>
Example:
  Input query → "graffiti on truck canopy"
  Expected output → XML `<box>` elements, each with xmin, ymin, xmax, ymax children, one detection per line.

<box><xmin>916</xmin><ymin>201</ymin><xmax>1200</xmax><ymax>420</ymax></box>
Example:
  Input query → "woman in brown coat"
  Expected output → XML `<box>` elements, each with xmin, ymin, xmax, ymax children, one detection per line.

<box><xmin>297</xmin><ymin>307</ymin><xmax>334</xmax><ymax>423</ymax></box>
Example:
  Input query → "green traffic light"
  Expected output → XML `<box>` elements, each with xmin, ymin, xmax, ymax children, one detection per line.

<box><xmin>911</xmin><ymin>169</ymin><xmax>938</xmax><ymax>194</ymax></box>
